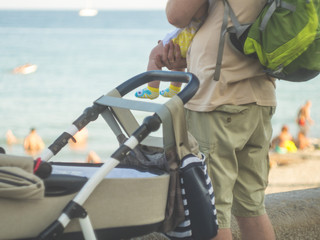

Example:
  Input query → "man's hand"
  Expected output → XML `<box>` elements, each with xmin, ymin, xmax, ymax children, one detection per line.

<box><xmin>156</xmin><ymin>40</ymin><xmax>187</xmax><ymax>70</ymax></box>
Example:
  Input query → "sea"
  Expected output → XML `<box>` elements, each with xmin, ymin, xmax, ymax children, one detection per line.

<box><xmin>0</xmin><ymin>10</ymin><xmax>319</xmax><ymax>162</ymax></box>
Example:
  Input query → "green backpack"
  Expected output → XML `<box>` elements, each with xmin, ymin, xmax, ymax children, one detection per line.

<box><xmin>214</xmin><ymin>0</ymin><xmax>320</xmax><ymax>82</ymax></box>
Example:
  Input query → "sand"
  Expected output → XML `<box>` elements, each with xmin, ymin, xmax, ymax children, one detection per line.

<box><xmin>267</xmin><ymin>150</ymin><xmax>320</xmax><ymax>194</ymax></box>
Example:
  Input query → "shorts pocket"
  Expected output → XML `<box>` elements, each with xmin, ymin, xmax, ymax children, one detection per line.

<box><xmin>215</xmin><ymin>105</ymin><xmax>249</xmax><ymax>114</ymax></box>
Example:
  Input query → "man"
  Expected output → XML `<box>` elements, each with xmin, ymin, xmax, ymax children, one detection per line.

<box><xmin>296</xmin><ymin>100</ymin><xmax>314</xmax><ymax>136</ymax></box>
<box><xmin>159</xmin><ymin>0</ymin><xmax>276</xmax><ymax>239</ymax></box>
<box><xmin>24</xmin><ymin>128</ymin><xmax>45</xmax><ymax>156</ymax></box>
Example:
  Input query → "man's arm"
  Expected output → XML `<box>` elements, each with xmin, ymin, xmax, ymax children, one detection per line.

<box><xmin>166</xmin><ymin>0</ymin><xmax>208</xmax><ymax>28</ymax></box>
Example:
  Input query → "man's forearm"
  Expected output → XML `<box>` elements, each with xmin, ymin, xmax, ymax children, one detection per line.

<box><xmin>166</xmin><ymin>0</ymin><xmax>207</xmax><ymax>28</ymax></box>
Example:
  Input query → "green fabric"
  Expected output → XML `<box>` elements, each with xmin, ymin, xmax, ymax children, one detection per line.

<box><xmin>243</xmin><ymin>0</ymin><xmax>319</xmax><ymax>74</ymax></box>
<box><xmin>284</xmin><ymin>37</ymin><xmax>320</xmax><ymax>74</ymax></box>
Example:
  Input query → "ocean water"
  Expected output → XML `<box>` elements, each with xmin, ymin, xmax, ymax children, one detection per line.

<box><xmin>0</xmin><ymin>10</ymin><xmax>319</xmax><ymax>162</ymax></box>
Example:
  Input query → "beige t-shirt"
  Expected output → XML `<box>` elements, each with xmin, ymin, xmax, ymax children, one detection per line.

<box><xmin>185</xmin><ymin>0</ymin><xmax>277</xmax><ymax>112</ymax></box>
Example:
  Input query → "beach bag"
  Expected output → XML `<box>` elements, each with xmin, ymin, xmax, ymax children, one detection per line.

<box><xmin>164</xmin><ymin>97</ymin><xmax>218</xmax><ymax>239</ymax></box>
<box><xmin>115</xmin><ymin>96</ymin><xmax>219</xmax><ymax>238</ymax></box>
<box><xmin>118</xmin><ymin>134</ymin><xmax>219</xmax><ymax>238</ymax></box>
<box><xmin>166</xmin><ymin>154</ymin><xmax>218</xmax><ymax>240</ymax></box>
<box><xmin>215</xmin><ymin>0</ymin><xmax>320</xmax><ymax>82</ymax></box>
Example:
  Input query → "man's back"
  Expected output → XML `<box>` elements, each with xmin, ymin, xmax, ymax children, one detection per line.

<box><xmin>185</xmin><ymin>0</ymin><xmax>276</xmax><ymax>111</ymax></box>
<box><xmin>24</xmin><ymin>130</ymin><xmax>45</xmax><ymax>155</ymax></box>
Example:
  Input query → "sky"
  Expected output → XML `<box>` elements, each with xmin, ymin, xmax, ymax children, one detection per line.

<box><xmin>0</xmin><ymin>0</ymin><xmax>167</xmax><ymax>10</ymax></box>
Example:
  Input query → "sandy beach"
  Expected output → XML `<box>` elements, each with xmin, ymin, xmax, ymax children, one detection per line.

<box><xmin>267</xmin><ymin>149</ymin><xmax>320</xmax><ymax>194</ymax></box>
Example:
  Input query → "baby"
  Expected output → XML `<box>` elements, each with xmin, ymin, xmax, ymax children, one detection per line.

<box><xmin>135</xmin><ymin>2</ymin><xmax>208</xmax><ymax>99</ymax></box>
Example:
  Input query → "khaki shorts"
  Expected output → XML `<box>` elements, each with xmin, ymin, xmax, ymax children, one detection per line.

<box><xmin>185</xmin><ymin>104</ymin><xmax>275</xmax><ymax>228</ymax></box>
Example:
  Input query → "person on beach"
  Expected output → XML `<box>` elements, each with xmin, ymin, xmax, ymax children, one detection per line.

<box><xmin>272</xmin><ymin>125</ymin><xmax>297</xmax><ymax>154</ymax></box>
<box><xmin>161</xmin><ymin>0</ymin><xmax>276</xmax><ymax>239</ymax></box>
<box><xmin>296</xmin><ymin>131</ymin><xmax>311</xmax><ymax>150</ymax></box>
<box><xmin>24</xmin><ymin>128</ymin><xmax>45</xmax><ymax>156</ymax></box>
<box><xmin>135</xmin><ymin>2</ymin><xmax>208</xmax><ymax>99</ymax></box>
<box><xmin>68</xmin><ymin>127</ymin><xmax>88</xmax><ymax>150</ymax></box>
<box><xmin>6</xmin><ymin>129</ymin><xmax>18</xmax><ymax>146</ymax></box>
<box><xmin>86</xmin><ymin>150</ymin><xmax>102</xmax><ymax>163</ymax></box>
<box><xmin>296</xmin><ymin>100</ymin><xmax>314</xmax><ymax>136</ymax></box>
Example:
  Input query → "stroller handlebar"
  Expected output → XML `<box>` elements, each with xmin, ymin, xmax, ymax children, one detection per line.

<box><xmin>41</xmin><ymin>71</ymin><xmax>199</xmax><ymax>162</ymax></box>
<box><xmin>116</xmin><ymin>70</ymin><xmax>199</xmax><ymax>104</ymax></box>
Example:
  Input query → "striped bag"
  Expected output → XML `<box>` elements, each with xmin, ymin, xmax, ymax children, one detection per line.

<box><xmin>166</xmin><ymin>154</ymin><xmax>219</xmax><ymax>240</ymax></box>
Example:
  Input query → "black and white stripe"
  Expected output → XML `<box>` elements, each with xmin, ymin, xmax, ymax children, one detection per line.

<box><xmin>166</xmin><ymin>154</ymin><xmax>218</xmax><ymax>239</ymax></box>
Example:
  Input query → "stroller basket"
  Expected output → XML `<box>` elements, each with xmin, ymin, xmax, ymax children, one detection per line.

<box><xmin>0</xmin><ymin>71</ymin><xmax>199</xmax><ymax>240</ymax></box>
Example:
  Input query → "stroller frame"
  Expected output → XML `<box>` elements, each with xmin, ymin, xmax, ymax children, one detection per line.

<box><xmin>33</xmin><ymin>71</ymin><xmax>199</xmax><ymax>240</ymax></box>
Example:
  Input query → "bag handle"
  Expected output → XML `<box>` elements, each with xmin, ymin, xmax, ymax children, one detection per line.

<box><xmin>165</xmin><ymin>96</ymin><xmax>192</xmax><ymax>160</ymax></box>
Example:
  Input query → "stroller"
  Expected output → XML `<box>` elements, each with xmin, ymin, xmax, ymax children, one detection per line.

<box><xmin>0</xmin><ymin>71</ymin><xmax>217</xmax><ymax>240</ymax></box>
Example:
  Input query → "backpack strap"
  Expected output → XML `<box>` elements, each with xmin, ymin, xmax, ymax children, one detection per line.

<box><xmin>213</xmin><ymin>0</ymin><xmax>229</xmax><ymax>81</ymax></box>
<box><xmin>225</xmin><ymin>0</ymin><xmax>250</xmax><ymax>38</ymax></box>
<box><xmin>214</xmin><ymin>0</ymin><xmax>296</xmax><ymax>81</ymax></box>
<box><xmin>260</xmin><ymin>0</ymin><xmax>296</xmax><ymax>31</ymax></box>
<box><xmin>214</xmin><ymin>0</ymin><xmax>250</xmax><ymax>81</ymax></box>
